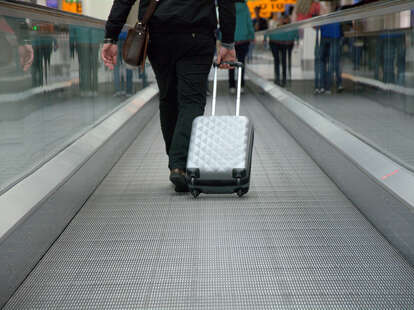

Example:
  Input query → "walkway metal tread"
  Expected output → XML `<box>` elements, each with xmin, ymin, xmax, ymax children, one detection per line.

<box><xmin>5</xmin><ymin>86</ymin><xmax>414</xmax><ymax>309</ymax></box>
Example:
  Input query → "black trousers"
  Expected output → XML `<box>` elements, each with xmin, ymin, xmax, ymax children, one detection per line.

<box><xmin>270</xmin><ymin>42</ymin><xmax>288</xmax><ymax>84</ymax></box>
<box><xmin>148</xmin><ymin>32</ymin><xmax>215</xmax><ymax>170</ymax></box>
<box><xmin>229</xmin><ymin>42</ymin><xmax>250</xmax><ymax>88</ymax></box>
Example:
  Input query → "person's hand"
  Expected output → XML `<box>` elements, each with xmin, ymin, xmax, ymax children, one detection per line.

<box><xmin>18</xmin><ymin>44</ymin><xmax>34</xmax><ymax>72</ymax></box>
<box><xmin>216</xmin><ymin>46</ymin><xmax>236</xmax><ymax>69</ymax></box>
<box><xmin>101</xmin><ymin>43</ymin><xmax>118</xmax><ymax>70</ymax></box>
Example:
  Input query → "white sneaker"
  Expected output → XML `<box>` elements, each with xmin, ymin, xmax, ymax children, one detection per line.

<box><xmin>314</xmin><ymin>89</ymin><xmax>320</xmax><ymax>95</ymax></box>
<box><xmin>229</xmin><ymin>88</ymin><xmax>236</xmax><ymax>95</ymax></box>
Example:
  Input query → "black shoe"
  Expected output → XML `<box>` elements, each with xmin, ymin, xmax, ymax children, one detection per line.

<box><xmin>169</xmin><ymin>168</ymin><xmax>189</xmax><ymax>193</ymax></box>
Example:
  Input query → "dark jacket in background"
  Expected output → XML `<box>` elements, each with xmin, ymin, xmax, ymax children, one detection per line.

<box><xmin>105</xmin><ymin>0</ymin><xmax>235</xmax><ymax>44</ymax></box>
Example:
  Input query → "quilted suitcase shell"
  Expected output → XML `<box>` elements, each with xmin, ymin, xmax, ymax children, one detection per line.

<box><xmin>186</xmin><ymin>63</ymin><xmax>254</xmax><ymax>196</ymax></box>
<box><xmin>187</xmin><ymin>115</ymin><xmax>254</xmax><ymax>195</ymax></box>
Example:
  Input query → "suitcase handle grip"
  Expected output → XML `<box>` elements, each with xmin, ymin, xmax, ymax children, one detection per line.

<box><xmin>211</xmin><ymin>62</ymin><xmax>243</xmax><ymax>116</ymax></box>
<box><xmin>213</xmin><ymin>61</ymin><xmax>244</xmax><ymax>68</ymax></box>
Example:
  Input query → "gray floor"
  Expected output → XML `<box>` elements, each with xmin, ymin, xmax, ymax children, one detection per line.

<box><xmin>4</xmin><ymin>88</ymin><xmax>414</xmax><ymax>309</ymax></box>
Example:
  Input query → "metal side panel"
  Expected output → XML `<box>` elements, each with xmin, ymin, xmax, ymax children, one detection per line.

<box><xmin>0</xmin><ymin>85</ymin><xmax>159</xmax><ymax>308</ymax></box>
<box><xmin>246</xmin><ymin>68</ymin><xmax>414</xmax><ymax>266</ymax></box>
<box><xmin>4</xmin><ymin>84</ymin><xmax>414</xmax><ymax>309</ymax></box>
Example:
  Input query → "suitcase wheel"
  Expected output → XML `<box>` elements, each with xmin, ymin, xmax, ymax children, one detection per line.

<box><xmin>237</xmin><ymin>188</ymin><xmax>248</xmax><ymax>197</ymax></box>
<box><xmin>191</xmin><ymin>189</ymin><xmax>200</xmax><ymax>198</ymax></box>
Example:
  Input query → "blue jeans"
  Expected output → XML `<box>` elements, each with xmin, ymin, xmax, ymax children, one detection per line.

<box><xmin>375</xmin><ymin>34</ymin><xmax>406</xmax><ymax>85</ymax></box>
<box><xmin>114</xmin><ymin>65</ymin><xmax>133</xmax><ymax>94</ymax></box>
<box><xmin>314</xmin><ymin>37</ymin><xmax>322</xmax><ymax>90</ymax></box>
<box><xmin>352</xmin><ymin>40</ymin><xmax>363</xmax><ymax>70</ymax></box>
<box><xmin>320</xmin><ymin>37</ymin><xmax>342</xmax><ymax>90</ymax></box>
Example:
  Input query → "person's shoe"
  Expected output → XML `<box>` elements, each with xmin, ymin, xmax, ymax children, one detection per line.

<box><xmin>337</xmin><ymin>85</ymin><xmax>344</xmax><ymax>93</ymax></box>
<box><xmin>319</xmin><ymin>88</ymin><xmax>326</xmax><ymax>94</ymax></box>
<box><xmin>206</xmin><ymin>89</ymin><xmax>211</xmax><ymax>96</ymax></box>
<box><xmin>314</xmin><ymin>88</ymin><xmax>320</xmax><ymax>95</ymax></box>
<box><xmin>229</xmin><ymin>87</ymin><xmax>236</xmax><ymax>95</ymax></box>
<box><xmin>325</xmin><ymin>90</ymin><xmax>332</xmax><ymax>95</ymax></box>
<box><xmin>169</xmin><ymin>168</ymin><xmax>189</xmax><ymax>193</ymax></box>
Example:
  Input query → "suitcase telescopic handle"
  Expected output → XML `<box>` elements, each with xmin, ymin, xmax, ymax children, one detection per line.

<box><xmin>211</xmin><ymin>62</ymin><xmax>244</xmax><ymax>116</ymax></box>
<box><xmin>213</xmin><ymin>61</ymin><xmax>243</xmax><ymax>68</ymax></box>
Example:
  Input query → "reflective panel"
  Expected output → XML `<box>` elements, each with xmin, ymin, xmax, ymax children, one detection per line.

<box><xmin>0</xmin><ymin>3</ymin><xmax>150</xmax><ymax>192</ymax></box>
<box><xmin>251</xmin><ymin>5</ymin><xmax>414</xmax><ymax>171</ymax></box>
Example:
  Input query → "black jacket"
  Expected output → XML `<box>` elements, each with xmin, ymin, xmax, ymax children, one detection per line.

<box><xmin>105</xmin><ymin>0</ymin><xmax>235</xmax><ymax>44</ymax></box>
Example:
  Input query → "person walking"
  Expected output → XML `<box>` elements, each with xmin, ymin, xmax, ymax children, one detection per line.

<box><xmin>292</xmin><ymin>0</ymin><xmax>320</xmax><ymax>93</ymax></box>
<box><xmin>264</xmin><ymin>15</ymin><xmax>298</xmax><ymax>87</ymax></box>
<box><xmin>102</xmin><ymin>0</ymin><xmax>236</xmax><ymax>193</ymax></box>
<box><xmin>228</xmin><ymin>0</ymin><xmax>254</xmax><ymax>95</ymax></box>
<box><xmin>293</xmin><ymin>0</ymin><xmax>320</xmax><ymax>22</ymax></box>
<box><xmin>319</xmin><ymin>21</ymin><xmax>344</xmax><ymax>94</ymax></box>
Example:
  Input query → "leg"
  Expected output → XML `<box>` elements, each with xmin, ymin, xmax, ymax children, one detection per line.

<box><xmin>167</xmin><ymin>33</ymin><xmax>215</xmax><ymax>170</ymax></box>
<box><xmin>270</xmin><ymin>42</ymin><xmax>280</xmax><ymax>84</ymax></box>
<box><xmin>321</xmin><ymin>38</ymin><xmax>332</xmax><ymax>91</ymax></box>
<box><xmin>126</xmin><ymin>69</ymin><xmax>133</xmax><ymax>95</ymax></box>
<box><xmin>280</xmin><ymin>45</ymin><xmax>288</xmax><ymax>86</ymax></box>
<box><xmin>334</xmin><ymin>38</ymin><xmax>342</xmax><ymax>89</ymax></box>
<box><xmin>383</xmin><ymin>36</ymin><xmax>396</xmax><ymax>84</ymax></box>
<box><xmin>168</xmin><ymin>55</ymin><xmax>213</xmax><ymax>170</ymax></box>
<box><xmin>396</xmin><ymin>34</ymin><xmax>406</xmax><ymax>86</ymax></box>
<box><xmin>90</xmin><ymin>43</ymin><xmax>99</xmax><ymax>93</ymax></box>
<box><xmin>148</xmin><ymin>39</ymin><xmax>178</xmax><ymax>160</ymax></box>
<box><xmin>287</xmin><ymin>44</ymin><xmax>293</xmax><ymax>79</ymax></box>
<box><xmin>113</xmin><ymin>60</ymin><xmax>121</xmax><ymax>93</ymax></box>
<box><xmin>375</xmin><ymin>37</ymin><xmax>384</xmax><ymax>81</ymax></box>
<box><xmin>314</xmin><ymin>35</ymin><xmax>322</xmax><ymax>91</ymax></box>
<box><xmin>236</xmin><ymin>42</ymin><xmax>250</xmax><ymax>87</ymax></box>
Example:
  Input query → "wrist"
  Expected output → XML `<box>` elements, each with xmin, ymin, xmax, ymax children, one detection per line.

<box><xmin>221</xmin><ymin>42</ymin><xmax>235</xmax><ymax>50</ymax></box>
<box><xmin>103</xmin><ymin>38</ymin><xmax>118</xmax><ymax>44</ymax></box>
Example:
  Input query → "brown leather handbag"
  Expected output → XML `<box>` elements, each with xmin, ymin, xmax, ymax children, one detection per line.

<box><xmin>122</xmin><ymin>0</ymin><xmax>158</xmax><ymax>69</ymax></box>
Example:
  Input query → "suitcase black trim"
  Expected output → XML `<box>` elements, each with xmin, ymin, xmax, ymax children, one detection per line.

<box><xmin>187</xmin><ymin>129</ymin><xmax>254</xmax><ymax>196</ymax></box>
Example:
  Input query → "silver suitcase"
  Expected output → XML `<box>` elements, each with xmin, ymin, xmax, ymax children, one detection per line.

<box><xmin>186</xmin><ymin>62</ymin><xmax>254</xmax><ymax>198</ymax></box>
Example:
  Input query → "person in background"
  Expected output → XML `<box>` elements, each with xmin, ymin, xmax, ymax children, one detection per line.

<box><xmin>264</xmin><ymin>14</ymin><xmax>298</xmax><ymax>87</ymax></box>
<box><xmin>247</xmin><ymin>6</ymin><xmax>268</xmax><ymax>63</ymax></box>
<box><xmin>113</xmin><ymin>30</ymin><xmax>134</xmax><ymax>97</ymax></box>
<box><xmin>268</xmin><ymin>12</ymin><xmax>279</xmax><ymax>29</ymax></box>
<box><xmin>286</xmin><ymin>6</ymin><xmax>295</xmax><ymax>79</ymax></box>
<box><xmin>228</xmin><ymin>0</ymin><xmax>255</xmax><ymax>95</ymax></box>
<box><xmin>318</xmin><ymin>19</ymin><xmax>344</xmax><ymax>94</ymax></box>
<box><xmin>70</xmin><ymin>25</ymin><xmax>103</xmax><ymax>97</ymax></box>
<box><xmin>252</xmin><ymin>6</ymin><xmax>268</xmax><ymax>32</ymax></box>
<box><xmin>293</xmin><ymin>0</ymin><xmax>320</xmax><ymax>94</ymax></box>
<box><xmin>293</xmin><ymin>0</ymin><xmax>320</xmax><ymax>22</ymax></box>
<box><xmin>376</xmin><ymin>31</ymin><xmax>406</xmax><ymax>86</ymax></box>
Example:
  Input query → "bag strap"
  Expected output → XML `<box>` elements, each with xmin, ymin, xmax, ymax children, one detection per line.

<box><xmin>140</xmin><ymin>0</ymin><xmax>159</xmax><ymax>27</ymax></box>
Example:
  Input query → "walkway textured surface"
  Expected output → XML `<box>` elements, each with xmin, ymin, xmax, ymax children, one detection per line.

<box><xmin>5</xmin><ymin>87</ymin><xmax>414</xmax><ymax>309</ymax></box>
